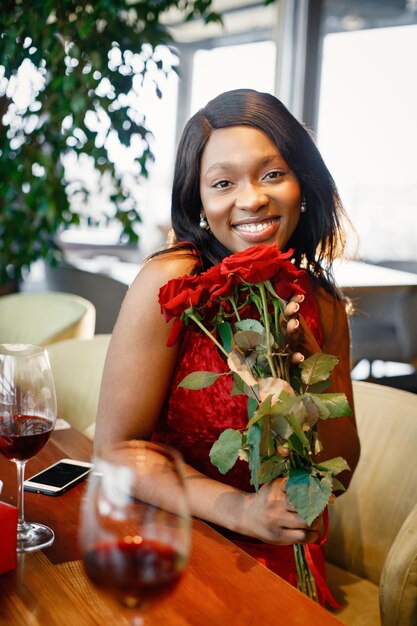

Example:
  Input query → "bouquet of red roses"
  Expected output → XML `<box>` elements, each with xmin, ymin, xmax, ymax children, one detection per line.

<box><xmin>159</xmin><ymin>243</ymin><xmax>350</xmax><ymax>603</ymax></box>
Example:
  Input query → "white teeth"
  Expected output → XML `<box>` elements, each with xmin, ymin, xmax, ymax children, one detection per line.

<box><xmin>235</xmin><ymin>220</ymin><xmax>275</xmax><ymax>233</ymax></box>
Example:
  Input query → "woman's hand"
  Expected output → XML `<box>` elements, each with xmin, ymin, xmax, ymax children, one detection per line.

<box><xmin>282</xmin><ymin>294</ymin><xmax>305</xmax><ymax>365</ymax></box>
<box><xmin>241</xmin><ymin>478</ymin><xmax>321</xmax><ymax>545</ymax></box>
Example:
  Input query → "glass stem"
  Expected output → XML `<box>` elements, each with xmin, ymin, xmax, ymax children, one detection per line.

<box><xmin>15</xmin><ymin>459</ymin><xmax>27</xmax><ymax>531</ymax></box>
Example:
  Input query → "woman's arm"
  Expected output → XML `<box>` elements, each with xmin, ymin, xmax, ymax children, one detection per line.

<box><xmin>94</xmin><ymin>252</ymin><xmax>196</xmax><ymax>449</ymax></box>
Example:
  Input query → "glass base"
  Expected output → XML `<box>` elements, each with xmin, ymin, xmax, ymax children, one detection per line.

<box><xmin>17</xmin><ymin>522</ymin><xmax>55</xmax><ymax>553</ymax></box>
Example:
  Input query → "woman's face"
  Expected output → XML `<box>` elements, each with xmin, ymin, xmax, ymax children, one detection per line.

<box><xmin>199</xmin><ymin>126</ymin><xmax>302</xmax><ymax>254</ymax></box>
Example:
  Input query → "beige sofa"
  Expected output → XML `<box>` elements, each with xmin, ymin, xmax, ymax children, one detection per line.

<box><xmin>325</xmin><ymin>380</ymin><xmax>417</xmax><ymax>626</ymax></box>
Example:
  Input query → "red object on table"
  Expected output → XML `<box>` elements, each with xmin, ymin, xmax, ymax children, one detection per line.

<box><xmin>0</xmin><ymin>501</ymin><xmax>18</xmax><ymax>574</ymax></box>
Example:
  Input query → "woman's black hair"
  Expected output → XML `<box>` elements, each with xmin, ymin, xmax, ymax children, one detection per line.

<box><xmin>170</xmin><ymin>88</ymin><xmax>348</xmax><ymax>293</ymax></box>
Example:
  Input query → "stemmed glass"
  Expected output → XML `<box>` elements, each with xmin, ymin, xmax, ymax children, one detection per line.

<box><xmin>0</xmin><ymin>343</ymin><xmax>57</xmax><ymax>552</ymax></box>
<box><xmin>80</xmin><ymin>440</ymin><xmax>191</xmax><ymax>622</ymax></box>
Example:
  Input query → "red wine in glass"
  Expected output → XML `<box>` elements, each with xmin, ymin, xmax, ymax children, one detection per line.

<box><xmin>0</xmin><ymin>414</ymin><xmax>53</xmax><ymax>461</ymax></box>
<box><xmin>0</xmin><ymin>344</ymin><xmax>57</xmax><ymax>552</ymax></box>
<box><xmin>80</xmin><ymin>441</ymin><xmax>191</xmax><ymax>617</ymax></box>
<box><xmin>84</xmin><ymin>538</ymin><xmax>184</xmax><ymax>606</ymax></box>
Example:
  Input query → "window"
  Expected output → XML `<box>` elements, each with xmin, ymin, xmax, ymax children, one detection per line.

<box><xmin>317</xmin><ymin>23</ymin><xmax>417</xmax><ymax>261</ymax></box>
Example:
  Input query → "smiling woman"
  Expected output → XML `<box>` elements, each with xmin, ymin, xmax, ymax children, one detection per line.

<box><xmin>199</xmin><ymin>125</ymin><xmax>302</xmax><ymax>252</ymax></box>
<box><xmin>94</xmin><ymin>88</ymin><xmax>360</xmax><ymax>607</ymax></box>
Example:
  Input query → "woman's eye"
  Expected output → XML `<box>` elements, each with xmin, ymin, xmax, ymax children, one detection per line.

<box><xmin>263</xmin><ymin>170</ymin><xmax>284</xmax><ymax>181</ymax></box>
<box><xmin>213</xmin><ymin>180</ymin><xmax>231</xmax><ymax>189</ymax></box>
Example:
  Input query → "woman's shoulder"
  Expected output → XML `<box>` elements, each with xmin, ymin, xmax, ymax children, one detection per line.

<box><xmin>135</xmin><ymin>247</ymin><xmax>199</xmax><ymax>288</ymax></box>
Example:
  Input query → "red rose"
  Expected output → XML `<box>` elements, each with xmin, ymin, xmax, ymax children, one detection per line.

<box><xmin>220</xmin><ymin>244</ymin><xmax>293</xmax><ymax>284</ymax></box>
<box><xmin>158</xmin><ymin>274</ymin><xmax>205</xmax><ymax>321</ymax></box>
<box><xmin>271</xmin><ymin>263</ymin><xmax>309</xmax><ymax>300</ymax></box>
<box><xmin>166</xmin><ymin>318</ymin><xmax>184</xmax><ymax>347</ymax></box>
<box><xmin>201</xmin><ymin>264</ymin><xmax>235</xmax><ymax>299</ymax></box>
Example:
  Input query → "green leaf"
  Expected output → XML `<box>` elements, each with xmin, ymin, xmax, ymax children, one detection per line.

<box><xmin>263</xmin><ymin>279</ymin><xmax>287</xmax><ymax>308</ymax></box>
<box><xmin>257</xmin><ymin>457</ymin><xmax>286</xmax><ymax>484</ymax></box>
<box><xmin>260</xmin><ymin>414</ymin><xmax>275</xmax><ymax>457</ymax></box>
<box><xmin>300</xmin><ymin>353</ymin><xmax>339</xmax><ymax>386</ymax></box>
<box><xmin>284</xmin><ymin>413</ymin><xmax>310</xmax><ymax>448</ymax></box>
<box><xmin>234</xmin><ymin>330</ymin><xmax>262</xmax><ymax>350</ymax></box>
<box><xmin>306</xmin><ymin>394</ymin><xmax>330</xmax><ymax>420</ymax></box>
<box><xmin>271</xmin><ymin>414</ymin><xmax>293</xmax><ymax>440</ymax></box>
<box><xmin>232</xmin><ymin>372</ymin><xmax>245</xmax><ymax>395</ymax></box>
<box><xmin>209</xmin><ymin>429</ymin><xmax>242</xmax><ymax>475</ymax></box>
<box><xmin>332</xmin><ymin>477</ymin><xmax>346</xmax><ymax>493</ymax></box>
<box><xmin>234</xmin><ymin>319</ymin><xmax>264</xmax><ymax>333</ymax></box>
<box><xmin>178</xmin><ymin>370</ymin><xmax>224</xmax><ymax>390</ymax></box>
<box><xmin>286</xmin><ymin>469</ymin><xmax>333</xmax><ymax>525</ymax></box>
<box><xmin>307</xmin><ymin>380</ymin><xmax>332</xmax><ymax>393</ymax></box>
<box><xmin>247</xmin><ymin>396</ymin><xmax>258</xmax><ymax>418</ymax></box>
<box><xmin>313</xmin><ymin>393</ymin><xmax>352</xmax><ymax>418</ymax></box>
<box><xmin>216</xmin><ymin>322</ymin><xmax>232</xmax><ymax>353</ymax></box>
<box><xmin>247</xmin><ymin>423</ymin><xmax>262</xmax><ymax>491</ymax></box>
<box><xmin>315</xmin><ymin>456</ymin><xmax>350</xmax><ymax>475</ymax></box>
<box><xmin>247</xmin><ymin>396</ymin><xmax>272</xmax><ymax>428</ymax></box>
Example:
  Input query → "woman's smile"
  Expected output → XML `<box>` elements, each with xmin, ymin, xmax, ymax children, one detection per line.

<box><xmin>199</xmin><ymin>126</ymin><xmax>302</xmax><ymax>253</ymax></box>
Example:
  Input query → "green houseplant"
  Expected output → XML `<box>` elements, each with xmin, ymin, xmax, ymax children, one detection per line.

<box><xmin>0</xmin><ymin>0</ymin><xmax>222</xmax><ymax>289</ymax></box>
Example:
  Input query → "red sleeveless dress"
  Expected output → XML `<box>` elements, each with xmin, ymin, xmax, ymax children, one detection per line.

<box><xmin>153</xmin><ymin>288</ymin><xmax>329</xmax><ymax>599</ymax></box>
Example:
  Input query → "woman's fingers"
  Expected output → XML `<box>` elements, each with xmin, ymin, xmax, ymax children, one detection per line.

<box><xmin>290</xmin><ymin>351</ymin><xmax>304</xmax><ymax>365</ymax></box>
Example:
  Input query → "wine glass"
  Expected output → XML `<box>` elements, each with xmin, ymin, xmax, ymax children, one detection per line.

<box><xmin>80</xmin><ymin>440</ymin><xmax>191</xmax><ymax>620</ymax></box>
<box><xmin>0</xmin><ymin>343</ymin><xmax>57</xmax><ymax>552</ymax></box>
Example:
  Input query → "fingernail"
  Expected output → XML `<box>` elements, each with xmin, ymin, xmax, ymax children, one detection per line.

<box><xmin>293</xmin><ymin>303</ymin><xmax>300</xmax><ymax>313</ymax></box>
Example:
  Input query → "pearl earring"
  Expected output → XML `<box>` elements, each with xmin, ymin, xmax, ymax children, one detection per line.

<box><xmin>199</xmin><ymin>213</ymin><xmax>209</xmax><ymax>230</ymax></box>
<box><xmin>300</xmin><ymin>198</ymin><xmax>307</xmax><ymax>213</ymax></box>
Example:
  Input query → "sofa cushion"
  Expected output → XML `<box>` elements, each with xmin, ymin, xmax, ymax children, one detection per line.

<box><xmin>326</xmin><ymin>561</ymin><xmax>380</xmax><ymax>626</ymax></box>
<box><xmin>379</xmin><ymin>504</ymin><xmax>417</xmax><ymax>626</ymax></box>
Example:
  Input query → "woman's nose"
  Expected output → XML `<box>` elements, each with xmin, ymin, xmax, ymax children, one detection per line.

<box><xmin>234</xmin><ymin>183</ymin><xmax>268</xmax><ymax>211</ymax></box>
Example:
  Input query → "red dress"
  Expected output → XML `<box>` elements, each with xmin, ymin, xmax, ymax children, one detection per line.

<box><xmin>153</xmin><ymin>289</ymin><xmax>330</xmax><ymax>601</ymax></box>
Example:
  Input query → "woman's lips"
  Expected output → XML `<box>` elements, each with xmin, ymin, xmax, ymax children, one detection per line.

<box><xmin>232</xmin><ymin>217</ymin><xmax>281</xmax><ymax>242</ymax></box>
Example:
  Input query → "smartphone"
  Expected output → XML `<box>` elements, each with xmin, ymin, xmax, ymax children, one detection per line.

<box><xmin>24</xmin><ymin>459</ymin><xmax>93</xmax><ymax>496</ymax></box>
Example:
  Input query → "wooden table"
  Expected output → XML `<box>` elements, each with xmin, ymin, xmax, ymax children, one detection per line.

<box><xmin>0</xmin><ymin>428</ymin><xmax>343</xmax><ymax>626</ymax></box>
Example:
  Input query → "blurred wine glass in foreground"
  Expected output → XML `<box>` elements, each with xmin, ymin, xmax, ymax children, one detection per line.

<box><xmin>80</xmin><ymin>440</ymin><xmax>191</xmax><ymax>619</ymax></box>
<box><xmin>0</xmin><ymin>343</ymin><xmax>57</xmax><ymax>552</ymax></box>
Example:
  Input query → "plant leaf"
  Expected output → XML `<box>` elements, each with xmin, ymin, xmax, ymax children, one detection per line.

<box><xmin>234</xmin><ymin>319</ymin><xmax>264</xmax><ymax>333</ymax></box>
<box><xmin>315</xmin><ymin>456</ymin><xmax>350</xmax><ymax>475</ymax></box>
<box><xmin>332</xmin><ymin>477</ymin><xmax>346</xmax><ymax>493</ymax></box>
<box><xmin>307</xmin><ymin>379</ymin><xmax>332</xmax><ymax>393</ymax></box>
<box><xmin>286</xmin><ymin>469</ymin><xmax>333</xmax><ymax>525</ymax></box>
<box><xmin>300</xmin><ymin>353</ymin><xmax>339</xmax><ymax>386</ymax></box>
<box><xmin>247</xmin><ymin>396</ymin><xmax>272</xmax><ymax>428</ymax></box>
<box><xmin>313</xmin><ymin>393</ymin><xmax>352</xmax><ymax>418</ymax></box>
<box><xmin>270</xmin><ymin>414</ymin><xmax>294</xmax><ymax>440</ymax></box>
<box><xmin>260</xmin><ymin>414</ymin><xmax>275</xmax><ymax>457</ymax></box>
<box><xmin>216</xmin><ymin>322</ymin><xmax>233</xmax><ymax>353</ymax></box>
<box><xmin>247</xmin><ymin>396</ymin><xmax>258</xmax><ymax>418</ymax></box>
<box><xmin>284</xmin><ymin>413</ymin><xmax>309</xmax><ymax>448</ymax></box>
<box><xmin>227</xmin><ymin>349</ymin><xmax>257</xmax><ymax>386</ymax></box>
<box><xmin>178</xmin><ymin>370</ymin><xmax>224</xmax><ymax>390</ymax></box>
<box><xmin>234</xmin><ymin>330</ymin><xmax>262</xmax><ymax>350</ymax></box>
<box><xmin>257</xmin><ymin>457</ymin><xmax>286</xmax><ymax>484</ymax></box>
<box><xmin>209</xmin><ymin>429</ymin><xmax>242</xmax><ymax>475</ymax></box>
<box><xmin>247</xmin><ymin>423</ymin><xmax>262</xmax><ymax>491</ymax></box>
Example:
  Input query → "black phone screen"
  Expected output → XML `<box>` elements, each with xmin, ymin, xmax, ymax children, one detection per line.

<box><xmin>29</xmin><ymin>462</ymin><xmax>90</xmax><ymax>488</ymax></box>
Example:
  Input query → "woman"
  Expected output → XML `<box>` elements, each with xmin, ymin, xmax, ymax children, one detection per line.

<box><xmin>95</xmin><ymin>89</ymin><xmax>360</xmax><ymax>593</ymax></box>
